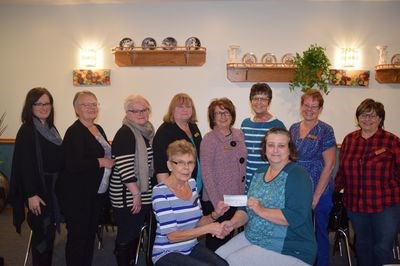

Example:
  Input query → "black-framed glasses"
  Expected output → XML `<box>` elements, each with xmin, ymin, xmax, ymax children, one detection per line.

<box><xmin>214</xmin><ymin>111</ymin><xmax>231</xmax><ymax>117</ymax></box>
<box><xmin>170</xmin><ymin>160</ymin><xmax>195</xmax><ymax>168</ymax></box>
<box><xmin>127</xmin><ymin>108</ymin><xmax>149</xmax><ymax>115</ymax></box>
<box><xmin>33</xmin><ymin>102</ymin><xmax>51</xmax><ymax>107</ymax></box>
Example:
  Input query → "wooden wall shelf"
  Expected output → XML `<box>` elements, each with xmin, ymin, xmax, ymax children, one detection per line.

<box><xmin>226</xmin><ymin>63</ymin><xmax>296</xmax><ymax>82</ymax></box>
<box><xmin>113</xmin><ymin>47</ymin><xmax>206</xmax><ymax>66</ymax></box>
<box><xmin>375</xmin><ymin>64</ymin><xmax>400</xmax><ymax>83</ymax></box>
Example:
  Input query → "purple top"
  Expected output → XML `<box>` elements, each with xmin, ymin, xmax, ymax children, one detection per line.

<box><xmin>200</xmin><ymin>127</ymin><xmax>247</xmax><ymax>207</ymax></box>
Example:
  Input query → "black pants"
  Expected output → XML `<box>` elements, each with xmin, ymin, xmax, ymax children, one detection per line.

<box><xmin>202</xmin><ymin>201</ymin><xmax>237</xmax><ymax>251</ymax></box>
<box><xmin>114</xmin><ymin>204</ymin><xmax>151</xmax><ymax>244</ymax></box>
<box><xmin>65</xmin><ymin>193</ymin><xmax>106</xmax><ymax>266</ymax></box>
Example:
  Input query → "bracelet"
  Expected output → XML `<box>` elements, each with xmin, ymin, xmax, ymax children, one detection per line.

<box><xmin>210</xmin><ymin>212</ymin><xmax>218</xmax><ymax>221</ymax></box>
<box><xmin>132</xmin><ymin>192</ymin><xmax>140</xmax><ymax>197</ymax></box>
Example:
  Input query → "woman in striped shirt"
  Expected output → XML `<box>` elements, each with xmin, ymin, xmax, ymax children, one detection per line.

<box><xmin>152</xmin><ymin>140</ymin><xmax>229</xmax><ymax>266</ymax></box>
<box><xmin>110</xmin><ymin>94</ymin><xmax>155</xmax><ymax>266</ymax></box>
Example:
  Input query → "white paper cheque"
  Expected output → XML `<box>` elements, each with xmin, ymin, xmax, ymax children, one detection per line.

<box><xmin>223</xmin><ymin>195</ymin><xmax>248</xmax><ymax>207</ymax></box>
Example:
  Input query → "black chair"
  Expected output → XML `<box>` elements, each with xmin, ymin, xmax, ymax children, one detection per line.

<box><xmin>329</xmin><ymin>191</ymin><xmax>353</xmax><ymax>266</ymax></box>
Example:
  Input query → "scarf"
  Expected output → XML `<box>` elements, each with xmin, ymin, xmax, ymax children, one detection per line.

<box><xmin>33</xmin><ymin>117</ymin><xmax>62</xmax><ymax>146</ymax></box>
<box><xmin>122</xmin><ymin>117</ymin><xmax>155</xmax><ymax>192</ymax></box>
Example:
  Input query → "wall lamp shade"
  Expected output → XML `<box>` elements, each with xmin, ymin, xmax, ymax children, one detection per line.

<box><xmin>341</xmin><ymin>48</ymin><xmax>358</xmax><ymax>67</ymax></box>
<box><xmin>80</xmin><ymin>49</ymin><xmax>97</xmax><ymax>68</ymax></box>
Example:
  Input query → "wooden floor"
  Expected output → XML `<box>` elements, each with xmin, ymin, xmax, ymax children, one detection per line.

<box><xmin>0</xmin><ymin>207</ymin><xmax>359</xmax><ymax>266</ymax></box>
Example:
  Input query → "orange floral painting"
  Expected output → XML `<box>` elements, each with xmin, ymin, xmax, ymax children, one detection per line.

<box><xmin>329</xmin><ymin>69</ymin><xmax>369</xmax><ymax>87</ymax></box>
<box><xmin>73</xmin><ymin>69</ymin><xmax>111</xmax><ymax>86</ymax></box>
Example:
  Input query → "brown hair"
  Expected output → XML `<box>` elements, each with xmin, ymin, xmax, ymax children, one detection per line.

<box><xmin>167</xmin><ymin>139</ymin><xmax>197</xmax><ymax>161</ymax></box>
<box><xmin>207</xmin><ymin>98</ymin><xmax>236</xmax><ymax>129</ymax></box>
<box><xmin>261</xmin><ymin>127</ymin><xmax>297</xmax><ymax>162</ymax></box>
<box><xmin>163</xmin><ymin>93</ymin><xmax>198</xmax><ymax>123</ymax></box>
<box><xmin>249</xmin><ymin>83</ymin><xmax>272</xmax><ymax>103</ymax></box>
<box><xmin>21</xmin><ymin>87</ymin><xmax>55</xmax><ymax>127</ymax></box>
<box><xmin>301</xmin><ymin>89</ymin><xmax>324</xmax><ymax>108</ymax></box>
<box><xmin>356</xmin><ymin>98</ymin><xmax>385</xmax><ymax>128</ymax></box>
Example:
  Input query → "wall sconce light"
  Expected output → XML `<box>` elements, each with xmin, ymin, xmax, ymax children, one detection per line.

<box><xmin>341</xmin><ymin>48</ymin><xmax>358</xmax><ymax>67</ymax></box>
<box><xmin>80</xmin><ymin>49</ymin><xmax>97</xmax><ymax>68</ymax></box>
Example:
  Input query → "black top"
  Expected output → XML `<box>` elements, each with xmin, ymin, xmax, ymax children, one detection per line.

<box><xmin>153</xmin><ymin>122</ymin><xmax>202</xmax><ymax>180</ymax></box>
<box><xmin>56</xmin><ymin>120</ymin><xmax>107</xmax><ymax>219</ymax></box>
<box><xmin>10</xmin><ymin>123</ymin><xmax>63</xmax><ymax>233</ymax></box>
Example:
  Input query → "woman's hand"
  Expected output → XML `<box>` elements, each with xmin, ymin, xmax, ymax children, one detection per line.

<box><xmin>28</xmin><ymin>195</ymin><xmax>46</xmax><ymax>216</ymax></box>
<box><xmin>214</xmin><ymin>201</ymin><xmax>230</xmax><ymax>217</ymax></box>
<box><xmin>98</xmin><ymin>158</ymin><xmax>114</xmax><ymax>168</ymax></box>
<box><xmin>130</xmin><ymin>194</ymin><xmax>142</xmax><ymax>214</ymax></box>
<box><xmin>207</xmin><ymin>222</ymin><xmax>227</xmax><ymax>239</ymax></box>
<box><xmin>247</xmin><ymin>197</ymin><xmax>263</xmax><ymax>215</ymax></box>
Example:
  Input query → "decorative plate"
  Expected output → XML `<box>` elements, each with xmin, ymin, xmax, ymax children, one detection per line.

<box><xmin>242</xmin><ymin>53</ymin><xmax>257</xmax><ymax>65</ymax></box>
<box><xmin>391</xmin><ymin>54</ymin><xmax>400</xmax><ymax>66</ymax></box>
<box><xmin>185</xmin><ymin>37</ymin><xmax>201</xmax><ymax>50</ymax></box>
<box><xmin>281</xmin><ymin>53</ymin><xmax>295</xmax><ymax>66</ymax></box>
<box><xmin>141</xmin><ymin>37</ymin><xmax>157</xmax><ymax>50</ymax></box>
<box><xmin>119</xmin><ymin>37</ymin><xmax>134</xmax><ymax>50</ymax></box>
<box><xmin>161</xmin><ymin>37</ymin><xmax>177</xmax><ymax>50</ymax></box>
<box><xmin>261</xmin><ymin>53</ymin><xmax>277</xmax><ymax>65</ymax></box>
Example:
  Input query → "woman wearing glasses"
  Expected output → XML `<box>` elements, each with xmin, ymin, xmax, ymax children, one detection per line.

<box><xmin>289</xmin><ymin>89</ymin><xmax>336</xmax><ymax>266</ymax></box>
<box><xmin>153</xmin><ymin>93</ymin><xmax>202</xmax><ymax>191</ymax></box>
<box><xmin>200</xmin><ymin>98</ymin><xmax>247</xmax><ymax>251</ymax></box>
<box><xmin>335</xmin><ymin>99</ymin><xmax>400</xmax><ymax>266</ymax></box>
<box><xmin>152</xmin><ymin>140</ymin><xmax>229</xmax><ymax>266</ymax></box>
<box><xmin>11</xmin><ymin>87</ymin><xmax>63</xmax><ymax>266</ymax></box>
<box><xmin>56</xmin><ymin>91</ymin><xmax>114</xmax><ymax>266</ymax></box>
<box><xmin>110</xmin><ymin>94</ymin><xmax>155</xmax><ymax>266</ymax></box>
<box><xmin>241</xmin><ymin>83</ymin><xmax>285</xmax><ymax>193</ymax></box>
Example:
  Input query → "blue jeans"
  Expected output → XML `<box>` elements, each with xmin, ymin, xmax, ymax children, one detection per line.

<box><xmin>155</xmin><ymin>243</ymin><xmax>228</xmax><ymax>266</ymax></box>
<box><xmin>347</xmin><ymin>203</ymin><xmax>400</xmax><ymax>266</ymax></box>
<box><xmin>314</xmin><ymin>188</ymin><xmax>332</xmax><ymax>266</ymax></box>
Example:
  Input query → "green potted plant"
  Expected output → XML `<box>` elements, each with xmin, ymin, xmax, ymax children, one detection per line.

<box><xmin>289</xmin><ymin>44</ymin><xmax>332</xmax><ymax>94</ymax></box>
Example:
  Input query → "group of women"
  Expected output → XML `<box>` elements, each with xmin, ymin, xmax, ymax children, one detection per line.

<box><xmin>9</xmin><ymin>84</ymin><xmax>400</xmax><ymax>266</ymax></box>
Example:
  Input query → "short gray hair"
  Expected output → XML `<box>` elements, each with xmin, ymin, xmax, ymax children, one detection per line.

<box><xmin>124</xmin><ymin>94</ymin><xmax>151</xmax><ymax>113</ymax></box>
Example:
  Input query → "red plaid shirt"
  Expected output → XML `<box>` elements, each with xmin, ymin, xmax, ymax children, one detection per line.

<box><xmin>335</xmin><ymin>128</ymin><xmax>400</xmax><ymax>213</ymax></box>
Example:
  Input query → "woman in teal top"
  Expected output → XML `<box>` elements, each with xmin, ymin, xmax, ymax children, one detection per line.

<box><xmin>216</xmin><ymin>128</ymin><xmax>316</xmax><ymax>266</ymax></box>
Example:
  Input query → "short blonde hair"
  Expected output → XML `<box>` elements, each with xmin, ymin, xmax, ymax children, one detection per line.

<box><xmin>163</xmin><ymin>93</ymin><xmax>198</xmax><ymax>123</ymax></box>
<box><xmin>124</xmin><ymin>94</ymin><xmax>151</xmax><ymax>114</ymax></box>
<box><xmin>167</xmin><ymin>139</ymin><xmax>197</xmax><ymax>161</ymax></box>
<box><xmin>73</xmin><ymin>90</ymin><xmax>97</xmax><ymax>108</ymax></box>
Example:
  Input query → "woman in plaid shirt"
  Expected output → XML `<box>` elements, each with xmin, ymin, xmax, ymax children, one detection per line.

<box><xmin>335</xmin><ymin>98</ymin><xmax>400</xmax><ymax>266</ymax></box>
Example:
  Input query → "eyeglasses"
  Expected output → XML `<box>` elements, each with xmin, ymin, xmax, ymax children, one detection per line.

<box><xmin>251</xmin><ymin>96</ymin><xmax>270</xmax><ymax>103</ymax></box>
<box><xmin>128</xmin><ymin>108</ymin><xmax>149</xmax><ymax>115</ymax></box>
<box><xmin>214</xmin><ymin>111</ymin><xmax>231</xmax><ymax>117</ymax></box>
<box><xmin>359</xmin><ymin>113</ymin><xmax>378</xmax><ymax>120</ymax></box>
<box><xmin>33</xmin><ymin>102</ymin><xmax>51</xmax><ymax>107</ymax></box>
<box><xmin>80</xmin><ymin>102</ymin><xmax>99</xmax><ymax>108</ymax></box>
<box><xmin>170</xmin><ymin>160</ymin><xmax>195</xmax><ymax>168</ymax></box>
<box><xmin>303</xmin><ymin>104</ymin><xmax>320</xmax><ymax>111</ymax></box>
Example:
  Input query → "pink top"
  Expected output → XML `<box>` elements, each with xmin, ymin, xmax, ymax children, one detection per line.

<box><xmin>200</xmin><ymin>127</ymin><xmax>247</xmax><ymax>207</ymax></box>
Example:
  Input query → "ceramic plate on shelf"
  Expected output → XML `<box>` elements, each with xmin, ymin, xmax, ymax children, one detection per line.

<box><xmin>161</xmin><ymin>37</ymin><xmax>177</xmax><ymax>50</ymax></box>
<box><xmin>242</xmin><ymin>53</ymin><xmax>257</xmax><ymax>65</ymax></box>
<box><xmin>391</xmin><ymin>54</ymin><xmax>400</xmax><ymax>66</ymax></box>
<box><xmin>141</xmin><ymin>37</ymin><xmax>157</xmax><ymax>50</ymax></box>
<box><xmin>261</xmin><ymin>53</ymin><xmax>277</xmax><ymax>65</ymax></box>
<box><xmin>185</xmin><ymin>37</ymin><xmax>201</xmax><ymax>50</ymax></box>
<box><xmin>119</xmin><ymin>37</ymin><xmax>134</xmax><ymax>50</ymax></box>
<box><xmin>281</xmin><ymin>53</ymin><xmax>295</xmax><ymax>66</ymax></box>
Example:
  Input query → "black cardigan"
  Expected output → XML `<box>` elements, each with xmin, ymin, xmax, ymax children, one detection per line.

<box><xmin>56</xmin><ymin>120</ymin><xmax>107</xmax><ymax>219</ymax></box>
<box><xmin>10</xmin><ymin>123</ymin><xmax>63</xmax><ymax>233</ymax></box>
<box><xmin>153</xmin><ymin>122</ymin><xmax>202</xmax><ymax>180</ymax></box>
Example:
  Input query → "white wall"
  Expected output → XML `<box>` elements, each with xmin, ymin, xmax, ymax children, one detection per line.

<box><xmin>0</xmin><ymin>0</ymin><xmax>399</xmax><ymax>142</ymax></box>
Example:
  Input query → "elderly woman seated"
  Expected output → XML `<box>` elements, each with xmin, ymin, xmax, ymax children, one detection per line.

<box><xmin>152</xmin><ymin>139</ymin><xmax>229</xmax><ymax>266</ymax></box>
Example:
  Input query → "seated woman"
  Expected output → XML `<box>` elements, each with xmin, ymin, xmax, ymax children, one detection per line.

<box><xmin>152</xmin><ymin>139</ymin><xmax>229</xmax><ymax>266</ymax></box>
<box><xmin>216</xmin><ymin>128</ymin><xmax>317</xmax><ymax>266</ymax></box>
